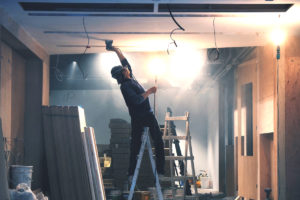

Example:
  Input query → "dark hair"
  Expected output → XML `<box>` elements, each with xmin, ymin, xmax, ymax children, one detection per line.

<box><xmin>111</xmin><ymin>65</ymin><xmax>124</xmax><ymax>84</ymax></box>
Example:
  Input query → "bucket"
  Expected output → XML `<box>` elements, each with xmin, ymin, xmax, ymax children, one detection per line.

<box><xmin>10</xmin><ymin>165</ymin><xmax>33</xmax><ymax>189</ymax></box>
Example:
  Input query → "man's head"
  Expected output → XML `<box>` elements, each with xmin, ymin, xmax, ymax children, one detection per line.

<box><xmin>111</xmin><ymin>65</ymin><xmax>130</xmax><ymax>84</ymax></box>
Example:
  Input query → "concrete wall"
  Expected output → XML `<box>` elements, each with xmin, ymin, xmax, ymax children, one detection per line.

<box><xmin>206</xmin><ymin>86</ymin><xmax>219</xmax><ymax>191</ymax></box>
<box><xmin>24</xmin><ymin>59</ymin><xmax>45</xmax><ymax>190</ymax></box>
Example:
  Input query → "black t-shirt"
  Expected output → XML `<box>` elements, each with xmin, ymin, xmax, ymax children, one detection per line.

<box><xmin>120</xmin><ymin>59</ymin><xmax>153</xmax><ymax>118</ymax></box>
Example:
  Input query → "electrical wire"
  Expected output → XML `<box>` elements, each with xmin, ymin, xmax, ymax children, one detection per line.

<box><xmin>167</xmin><ymin>27</ymin><xmax>182</xmax><ymax>54</ymax></box>
<box><xmin>77</xmin><ymin>16</ymin><xmax>90</xmax><ymax>79</ymax></box>
<box><xmin>82</xmin><ymin>16</ymin><xmax>90</xmax><ymax>50</ymax></box>
<box><xmin>167</xmin><ymin>4</ymin><xmax>185</xmax><ymax>31</ymax></box>
<box><xmin>54</xmin><ymin>55</ymin><xmax>63</xmax><ymax>82</ymax></box>
<box><xmin>167</xmin><ymin>4</ymin><xmax>185</xmax><ymax>54</ymax></box>
<box><xmin>212</xmin><ymin>17</ymin><xmax>220</xmax><ymax>61</ymax></box>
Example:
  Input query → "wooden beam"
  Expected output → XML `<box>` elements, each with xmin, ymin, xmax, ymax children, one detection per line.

<box><xmin>42</xmin><ymin>58</ymin><xmax>49</xmax><ymax>106</ymax></box>
<box><xmin>0</xmin><ymin>8</ymin><xmax>48</xmax><ymax>61</ymax></box>
<box><xmin>0</xmin><ymin>41</ymin><xmax>12</xmax><ymax>161</ymax></box>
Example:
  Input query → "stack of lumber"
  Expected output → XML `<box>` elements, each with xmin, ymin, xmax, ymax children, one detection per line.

<box><xmin>42</xmin><ymin>106</ymin><xmax>105</xmax><ymax>200</ymax></box>
<box><xmin>109</xmin><ymin>119</ymin><xmax>171</xmax><ymax>190</ymax></box>
<box><xmin>109</xmin><ymin>119</ymin><xmax>131</xmax><ymax>190</ymax></box>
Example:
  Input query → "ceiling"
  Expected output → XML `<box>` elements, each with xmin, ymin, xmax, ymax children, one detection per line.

<box><xmin>1</xmin><ymin>0</ymin><xmax>300</xmax><ymax>55</ymax></box>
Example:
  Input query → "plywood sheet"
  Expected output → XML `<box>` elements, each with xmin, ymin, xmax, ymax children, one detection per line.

<box><xmin>0</xmin><ymin>42</ymin><xmax>12</xmax><ymax>146</ymax></box>
<box><xmin>285</xmin><ymin>57</ymin><xmax>300</xmax><ymax>200</ymax></box>
<box><xmin>42</xmin><ymin>106</ymin><xmax>104</xmax><ymax>200</ymax></box>
<box><xmin>236</xmin><ymin>59</ymin><xmax>258</xmax><ymax>199</ymax></box>
<box><xmin>11</xmin><ymin>50</ymin><xmax>26</xmax><ymax>164</ymax></box>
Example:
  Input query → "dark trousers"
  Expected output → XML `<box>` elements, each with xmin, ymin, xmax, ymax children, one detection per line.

<box><xmin>128</xmin><ymin>112</ymin><xmax>165</xmax><ymax>176</ymax></box>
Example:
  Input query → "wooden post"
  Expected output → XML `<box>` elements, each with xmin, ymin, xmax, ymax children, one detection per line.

<box><xmin>0</xmin><ymin>118</ymin><xmax>10</xmax><ymax>200</ymax></box>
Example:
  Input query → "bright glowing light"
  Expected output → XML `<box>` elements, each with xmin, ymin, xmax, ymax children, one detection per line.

<box><xmin>168</xmin><ymin>49</ymin><xmax>205</xmax><ymax>88</ymax></box>
<box><xmin>148</xmin><ymin>57</ymin><xmax>166</xmax><ymax>76</ymax></box>
<box><xmin>72</xmin><ymin>61</ymin><xmax>77</xmax><ymax>68</ymax></box>
<box><xmin>270</xmin><ymin>28</ymin><xmax>286</xmax><ymax>46</ymax></box>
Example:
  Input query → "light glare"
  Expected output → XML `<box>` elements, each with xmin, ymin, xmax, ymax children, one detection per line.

<box><xmin>148</xmin><ymin>57</ymin><xmax>166</xmax><ymax>76</ymax></box>
<box><xmin>168</xmin><ymin>49</ymin><xmax>205</xmax><ymax>88</ymax></box>
<box><xmin>270</xmin><ymin>29</ymin><xmax>286</xmax><ymax>46</ymax></box>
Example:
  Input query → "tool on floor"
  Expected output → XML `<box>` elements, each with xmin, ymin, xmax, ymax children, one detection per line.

<box><xmin>128</xmin><ymin>127</ymin><xmax>163</xmax><ymax>200</ymax></box>
<box><xmin>162</xmin><ymin>111</ymin><xmax>198</xmax><ymax>199</ymax></box>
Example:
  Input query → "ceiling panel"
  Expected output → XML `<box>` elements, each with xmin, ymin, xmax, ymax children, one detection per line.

<box><xmin>1</xmin><ymin>0</ymin><xmax>299</xmax><ymax>54</ymax></box>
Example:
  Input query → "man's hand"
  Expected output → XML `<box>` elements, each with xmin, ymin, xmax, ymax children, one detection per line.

<box><xmin>142</xmin><ymin>86</ymin><xmax>157</xmax><ymax>99</ymax></box>
<box><xmin>148</xmin><ymin>86</ymin><xmax>157</xmax><ymax>94</ymax></box>
<box><xmin>106</xmin><ymin>45</ymin><xmax>117</xmax><ymax>52</ymax></box>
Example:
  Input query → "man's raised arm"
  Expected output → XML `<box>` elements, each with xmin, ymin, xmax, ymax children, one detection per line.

<box><xmin>110</xmin><ymin>46</ymin><xmax>126</xmax><ymax>62</ymax></box>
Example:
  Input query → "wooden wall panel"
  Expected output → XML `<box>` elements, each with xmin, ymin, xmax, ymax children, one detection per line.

<box><xmin>0</xmin><ymin>41</ymin><xmax>12</xmax><ymax>164</ymax></box>
<box><xmin>257</xmin><ymin>45</ymin><xmax>277</xmax><ymax>200</ymax></box>
<box><xmin>257</xmin><ymin>46</ymin><xmax>275</xmax><ymax>135</ymax></box>
<box><xmin>259</xmin><ymin>133</ymin><xmax>275</xmax><ymax>200</ymax></box>
<box><xmin>236</xmin><ymin>59</ymin><xmax>258</xmax><ymax>199</ymax></box>
<box><xmin>285</xmin><ymin>57</ymin><xmax>300</xmax><ymax>200</ymax></box>
<box><xmin>11</xmin><ymin>50</ymin><xmax>26</xmax><ymax>164</ymax></box>
<box><xmin>42</xmin><ymin>59</ymin><xmax>49</xmax><ymax>106</ymax></box>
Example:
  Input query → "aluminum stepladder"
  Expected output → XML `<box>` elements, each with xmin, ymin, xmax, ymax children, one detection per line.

<box><xmin>128</xmin><ymin>127</ymin><xmax>164</xmax><ymax>200</ymax></box>
<box><xmin>162</xmin><ymin>111</ymin><xmax>198</xmax><ymax>200</ymax></box>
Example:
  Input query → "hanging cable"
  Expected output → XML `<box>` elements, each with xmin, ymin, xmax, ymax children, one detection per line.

<box><xmin>77</xmin><ymin>16</ymin><xmax>90</xmax><ymax>79</ymax></box>
<box><xmin>82</xmin><ymin>16</ymin><xmax>90</xmax><ymax>50</ymax></box>
<box><xmin>167</xmin><ymin>27</ymin><xmax>182</xmax><ymax>54</ymax></box>
<box><xmin>167</xmin><ymin>4</ymin><xmax>185</xmax><ymax>31</ymax></box>
<box><xmin>167</xmin><ymin>4</ymin><xmax>185</xmax><ymax>54</ymax></box>
<box><xmin>212</xmin><ymin>17</ymin><xmax>220</xmax><ymax>60</ymax></box>
<box><xmin>53</xmin><ymin>55</ymin><xmax>63</xmax><ymax>82</ymax></box>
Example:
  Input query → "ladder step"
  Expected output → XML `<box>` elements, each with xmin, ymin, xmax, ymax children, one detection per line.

<box><xmin>163</xmin><ymin>136</ymin><xmax>188</xmax><ymax>140</ymax></box>
<box><xmin>173</xmin><ymin>195</ymin><xmax>199</xmax><ymax>200</ymax></box>
<box><xmin>165</xmin><ymin>116</ymin><xmax>188</xmax><ymax>121</ymax></box>
<box><xmin>165</xmin><ymin>156</ymin><xmax>194</xmax><ymax>160</ymax></box>
<box><xmin>159</xmin><ymin>176</ymin><xmax>194</xmax><ymax>181</ymax></box>
<box><xmin>152</xmin><ymin>148</ymin><xmax>171</xmax><ymax>151</ymax></box>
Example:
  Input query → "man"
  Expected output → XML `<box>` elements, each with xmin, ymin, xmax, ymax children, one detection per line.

<box><xmin>109</xmin><ymin>46</ymin><xmax>165</xmax><ymax>181</ymax></box>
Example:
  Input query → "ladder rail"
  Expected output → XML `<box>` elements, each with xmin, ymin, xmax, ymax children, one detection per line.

<box><xmin>146</xmin><ymin>133</ymin><xmax>164</xmax><ymax>200</ymax></box>
<box><xmin>163</xmin><ymin>111</ymin><xmax>199</xmax><ymax>200</ymax></box>
<box><xmin>182</xmin><ymin>112</ymin><xmax>190</xmax><ymax>200</ymax></box>
<box><xmin>187</xmin><ymin>119</ymin><xmax>198</xmax><ymax>196</ymax></box>
<box><xmin>128</xmin><ymin>128</ymin><xmax>163</xmax><ymax>200</ymax></box>
<box><xmin>167</xmin><ymin>113</ymin><xmax>176</xmax><ymax>198</ymax></box>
